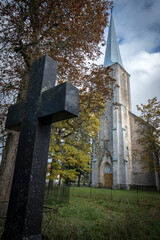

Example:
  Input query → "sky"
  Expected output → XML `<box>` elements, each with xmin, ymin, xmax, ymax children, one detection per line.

<box><xmin>98</xmin><ymin>0</ymin><xmax>160</xmax><ymax>115</ymax></box>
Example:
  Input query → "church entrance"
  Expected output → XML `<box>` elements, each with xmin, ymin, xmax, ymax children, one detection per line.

<box><xmin>104</xmin><ymin>164</ymin><xmax>113</xmax><ymax>188</ymax></box>
<box><xmin>104</xmin><ymin>174</ymin><xmax>113</xmax><ymax>188</ymax></box>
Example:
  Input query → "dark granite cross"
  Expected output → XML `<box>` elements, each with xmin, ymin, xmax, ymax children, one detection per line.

<box><xmin>2</xmin><ymin>55</ymin><xmax>79</xmax><ymax>240</ymax></box>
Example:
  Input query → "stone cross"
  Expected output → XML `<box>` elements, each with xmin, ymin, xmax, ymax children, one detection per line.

<box><xmin>2</xmin><ymin>55</ymin><xmax>79</xmax><ymax>240</ymax></box>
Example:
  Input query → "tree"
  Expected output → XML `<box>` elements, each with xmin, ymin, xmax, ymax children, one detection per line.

<box><xmin>0</xmin><ymin>0</ymin><xmax>114</xmax><ymax>208</ymax></box>
<box><xmin>47</xmin><ymin>90</ymin><xmax>106</xmax><ymax>186</ymax></box>
<box><xmin>135</xmin><ymin>97</ymin><xmax>160</xmax><ymax>191</ymax></box>
<box><xmin>48</xmin><ymin>119</ymin><xmax>92</xmax><ymax>186</ymax></box>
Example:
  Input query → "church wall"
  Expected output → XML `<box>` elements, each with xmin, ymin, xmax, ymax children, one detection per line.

<box><xmin>91</xmin><ymin>159</ymin><xmax>99</xmax><ymax>187</ymax></box>
<box><xmin>124</xmin><ymin>108</ymin><xmax>133</xmax><ymax>186</ymax></box>
<box><xmin>112</xmin><ymin>64</ymin><xmax>132</xmax><ymax>188</ymax></box>
<box><xmin>91</xmin><ymin>58</ymin><xmax>157</xmax><ymax>189</ymax></box>
<box><xmin>119</xmin><ymin>66</ymin><xmax>132</xmax><ymax>187</ymax></box>
<box><xmin>129</xmin><ymin>112</ymin><xmax>156</xmax><ymax>188</ymax></box>
<box><xmin>91</xmin><ymin>63</ymin><xmax>133</xmax><ymax>189</ymax></box>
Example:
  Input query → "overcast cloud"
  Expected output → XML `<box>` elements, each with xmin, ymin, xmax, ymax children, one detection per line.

<box><xmin>98</xmin><ymin>0</ymin><xmax>160</xmax><ymax>115</ymax></box>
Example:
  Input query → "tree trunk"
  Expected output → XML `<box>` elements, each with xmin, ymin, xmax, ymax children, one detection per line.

<box><xmin>47</xmin><ymin>179</ymin><xmax>53</xmax><ymax>199</ymax></box>
<box><xmin>0</xmin><ymin>71</ymin><xmax>29</xmax><ymax>215</ymax></box>
<box><xmin>154</xmin><ymin>155</ymin><xmax>160</xmax><ymax>192</ymax></box>
<box><xmin>77</xmin><ymin>174</ymin><xmax>81</xmax><ymax>187</ymax></box>
<box><xmin>0</xmin><ymin>132</ymin><xmax>19</xmax><ymax>215</ymax></box>
<box><xmin>58</xmin><ymin>175</ymin><xmax>61</xmax><ymax>186</ymax></box>
<box><xmin>155</xmin><ymin>170</ymin><xmax>160</xmax><ymax>192</ymax></box>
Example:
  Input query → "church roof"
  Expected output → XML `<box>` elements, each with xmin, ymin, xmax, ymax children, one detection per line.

<box><xmin>103</xmin><ymin>12</ymin><xmax>124</xmax><ymax>68</ymax></box>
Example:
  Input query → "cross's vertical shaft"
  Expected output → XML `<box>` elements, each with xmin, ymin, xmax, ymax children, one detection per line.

<box><xmin>2</xmin><ymin>56</ymin><xmax>57</xmax><ymax>240</ymax></box>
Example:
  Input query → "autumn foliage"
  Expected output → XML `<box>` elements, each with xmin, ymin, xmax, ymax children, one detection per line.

<box><xmin>0</xmin><ymin>0</ymin><xmax>114</xmax><ymax>183</ymax></box>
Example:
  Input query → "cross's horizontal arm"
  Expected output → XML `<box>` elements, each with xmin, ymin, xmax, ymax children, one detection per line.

<box><xmin>5</xmin><ymin>82</ymin><xmax>79</xmax><ymax>131</ymax></box>
<box><xmin>5</xmin><ymin>101</ymin><xmax>25</xmax><ymax>131</ymax></box>
<box><xmin>39</xmin><ymin>82</ymin><xmax>79</xmax><ymax>124</ymax></box>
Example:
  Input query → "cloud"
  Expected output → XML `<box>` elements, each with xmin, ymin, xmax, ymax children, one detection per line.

<box><xmin>124</xmin><ymin>51</ymin><xmax>160</xmax><ymax>114</ymax></box>
<box><xmin>113</xmin><ymin>0</ymin><xmax>160</xmax><ymax>115</ymax></box>
<box><xmin>114</xmin><ymin>0</ymin><xmax>160</xmax><ymax>52</ymax></box>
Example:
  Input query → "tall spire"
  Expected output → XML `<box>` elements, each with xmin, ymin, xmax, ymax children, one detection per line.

<box><xmin>104</xmin><ymin>12</ymin><xmax>123</xmax><ymax>68</ymax></box>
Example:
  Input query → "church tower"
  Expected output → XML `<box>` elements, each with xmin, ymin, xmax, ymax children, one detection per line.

<box><xmin>91</xmin><ymin>12</ymin><xmax>132</xmax><ymax>189</ymax></box>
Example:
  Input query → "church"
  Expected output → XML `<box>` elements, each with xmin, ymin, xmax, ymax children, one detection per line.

<box><xmin>91</xmin><ymin>13</ymin><xmax>156</xmax><ymax>189</ymax></box>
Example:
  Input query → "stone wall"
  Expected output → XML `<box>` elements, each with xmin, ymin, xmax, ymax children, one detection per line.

<box><xmin>129</xmin><ymin>112</ymin><xmax>156</xmax><ymax>188</ymax></box>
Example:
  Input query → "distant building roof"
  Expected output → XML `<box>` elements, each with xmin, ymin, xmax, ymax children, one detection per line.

<box><xmin>104</xmin><ymin>12</ymin><xmax>124</xmax><ymax>68</ymax></box>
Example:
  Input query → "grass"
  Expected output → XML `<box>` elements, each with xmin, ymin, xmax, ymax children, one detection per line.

<box><xmin>70</xmin><ymin>186</ymin><xmax>160</xmax><ymax>205</ymax></box>
<box><xmin>0</xmin><ymin>187</ymin><xmax>159</xmax><ymax>239</ymax></box>
<box><xmin>42</xmin><ymin>187</ymin><xmax>160</xmax><ymax>240</ymax></box>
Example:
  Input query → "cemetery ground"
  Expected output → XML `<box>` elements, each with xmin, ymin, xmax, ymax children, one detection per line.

<box><xmin>41</xmin><ymin>187</ymin><xmax>160</xmax><ymax>240</ymax></box>
<box><xmin>1</xmin><ymin>187</ymin><xmax>160</xmax><ymax>239</ymax></box>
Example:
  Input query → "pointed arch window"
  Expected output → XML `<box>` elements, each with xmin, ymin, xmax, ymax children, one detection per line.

<box><xmin>104</xmin><ymin>164</ymin><xmax>113</xmax><ymax>174</ymax></box>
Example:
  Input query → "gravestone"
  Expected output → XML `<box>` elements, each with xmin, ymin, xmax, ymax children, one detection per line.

<box><xmin>2</xmin><ymin>55</ymin><xmax>79</xmax><ymax>240</ymax></box>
